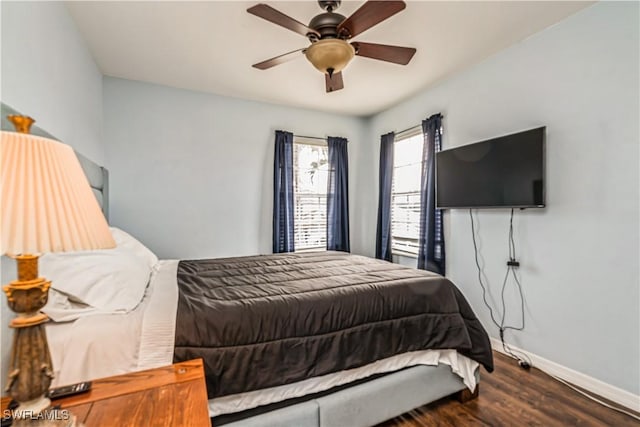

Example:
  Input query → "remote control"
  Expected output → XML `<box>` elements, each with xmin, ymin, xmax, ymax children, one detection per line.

<box><xmin>46</xmin><ymin>381</ymin><xmax>92</xmax><ymax>400</ymax></box>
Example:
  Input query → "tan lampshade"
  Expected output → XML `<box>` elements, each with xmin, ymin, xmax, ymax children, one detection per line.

<box><xmin>305</xmin><ymin>39</ymin><xmax>355</xmax><ymax>75</ymax></box>
<box><xmin>1</xmin><ymin>131</ymin><xmax>116</xmax><ymax>255</ymax></box>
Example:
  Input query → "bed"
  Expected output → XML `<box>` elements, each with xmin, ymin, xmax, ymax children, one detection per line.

<box><xmin>44</xmin><ymin>254</ymin><xmax>492</xmax><ymax>427</ymax></box>
<box><xmin>2</xmin><ymin>104</ymin><xmax>493</xmax><ymax>427</ymax></box>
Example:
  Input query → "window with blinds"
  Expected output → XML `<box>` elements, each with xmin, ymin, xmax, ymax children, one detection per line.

<box><xmin>391</xmin><ymin>130</ymin><xmax>423</xmax><ymax>256</ymax></box>
<box><xmin>293</xmin><ymin>139</ymin><xmax>328</xmax><ymax>251</ymax></box>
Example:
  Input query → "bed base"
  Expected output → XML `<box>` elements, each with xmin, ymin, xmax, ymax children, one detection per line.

<box><xmin>215</xmin><ymin>363</ymin><xmax>480</xmax><ymax>427</ymax></box>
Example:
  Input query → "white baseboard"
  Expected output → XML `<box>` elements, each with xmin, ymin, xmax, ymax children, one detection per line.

<box><xmin>490</xmin><ymin>337</ymin><xmax>640</xmax><ymax>412</ymax></box>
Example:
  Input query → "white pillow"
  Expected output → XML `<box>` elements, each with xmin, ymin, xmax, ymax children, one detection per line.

<box><xmin>42</xmin><ymin>289</ymin><xmax>100</xmax><ymax>322</ymax></box>
<box><xmin>110</xmin><ymin>227</ymin><xmax>158</xmax><ymax>268</ymax></box>
<box><xmin>41</xmin><ymin>227</ymin><xmax>158</xmax><ymax>321</ymax></box>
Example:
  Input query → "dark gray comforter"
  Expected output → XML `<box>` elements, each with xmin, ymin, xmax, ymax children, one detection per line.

<box><xmin>173</xmin><ymin>251</ymin><xmax>493</xmax><ymax>399</ymax></box>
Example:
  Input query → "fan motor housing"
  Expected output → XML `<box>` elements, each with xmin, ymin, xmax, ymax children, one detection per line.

<box><xmin>309</xmin><ymin>12</ymin><xmax>346</xmax><ymax>39</ymax></box>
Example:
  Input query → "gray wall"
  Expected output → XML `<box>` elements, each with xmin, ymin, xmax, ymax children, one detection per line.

<box><xmin>0</xmin><ymin>1</ymin><xmax>104</xmax><ymax>163</ymax></box>
<box><xmin>0</xmin><ymin>1</ymin><xmax>105</xmax><ymax>393</ymax></box>
<box><xmin>103</xmin><ymin>77</ymin><xmax>368</xmax><ymax>259</ymax></box>
<box><xmin>367</xmin><ymin>2</ymin><xmax>639</xmax><ymax>394</ymax></box>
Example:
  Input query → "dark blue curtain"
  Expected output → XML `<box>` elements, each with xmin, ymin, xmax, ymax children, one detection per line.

<box><xmin>273</xmin><ymin>130</ymin><xmax>295</xmax><ymax>253</ymax></box>
<box><xmin>327</xmin><ymin>137</ymin><xmax>350</xmax><ymax>252</ymax></box>
<box><xmin>418</xmin><ymin>114</ymin><xmax>445</xmax><ymax>274</ymax></box>
<box><xmin>375</xmin><ymin>132</ymin><xmax>395</xmax><ymax>261</ymax></box>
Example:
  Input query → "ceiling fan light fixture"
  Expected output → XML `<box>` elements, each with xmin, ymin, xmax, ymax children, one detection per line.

<box><xmin>248</xmin><ymin>1</ymin><xmax>415</xmax><ymax>92</ymax></box>
<box><xmin>305</xmin><ymin>39</ymin><xmax>355</xmax><ymax>75</ymax></box>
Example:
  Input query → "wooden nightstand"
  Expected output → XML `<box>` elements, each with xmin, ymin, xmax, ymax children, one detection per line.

<box><xmin>2</xmin><ymin>359</ymin><xmax>210</xmax><ymax>427</ymax></box>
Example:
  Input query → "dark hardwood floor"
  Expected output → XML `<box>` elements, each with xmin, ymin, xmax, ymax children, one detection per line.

<box><xmin>378</xmin><ymin>352</ymin><xmax>639</xmax><ymax>426</ymax></box>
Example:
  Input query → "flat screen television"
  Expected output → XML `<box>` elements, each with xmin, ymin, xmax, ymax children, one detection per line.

<box><xmin>436</xmin><ymin>127</ymin><xmax>545</xmax><ymax>209</ymax></box>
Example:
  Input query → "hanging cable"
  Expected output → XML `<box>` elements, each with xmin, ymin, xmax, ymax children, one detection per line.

<box><xmin>470</xmin><ymin>208</ymin><xmax>529</xmax><ymax>365</ymax></box>
<box><xmin>472</xmin><ymin>209</ymin><xmax>640</xmax><ymax>421</ymax></box>
<box><xmin>469</xmin><ymin>209</ymin><xmax>501</xmax><ymax>329</ymax></box>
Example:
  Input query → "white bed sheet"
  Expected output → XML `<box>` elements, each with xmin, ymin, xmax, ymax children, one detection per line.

<box><xmin>46</xmin><ymin>259</ymin><xmax>479</xmax><ymax>418</ymax></box>
<box><xmin>46</xmin><ymin>260</ymin><xmax>179</xmax><ymax>387</ymax></box>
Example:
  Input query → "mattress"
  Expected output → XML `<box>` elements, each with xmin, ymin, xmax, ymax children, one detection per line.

<box><xmin>46</xmin><ymin>258</ymin><xmax>483</xmax><ymax>417</ymax></box>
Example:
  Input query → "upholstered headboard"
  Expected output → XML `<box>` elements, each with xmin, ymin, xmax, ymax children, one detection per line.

<box><xmin>75</xmin><ymin>152</ymin><xmax>109</xmax><ymax>221</ymax></box>
<box><xmin>1</xmin><ymin>103</ymin><xmax>109</xmax><ymax>220</ymax></box>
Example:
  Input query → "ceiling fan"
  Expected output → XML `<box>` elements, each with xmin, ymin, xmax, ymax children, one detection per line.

<box><xmin>247</xmin><ymin>0</ymin><xmax>416</xmax><ymax>93</ymax></box>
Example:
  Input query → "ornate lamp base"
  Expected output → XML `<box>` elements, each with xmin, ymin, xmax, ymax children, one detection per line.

<box><xmin>3</xmin><ymin>255</ymin><xmax>57</xmax><ymax>424</ymax></box>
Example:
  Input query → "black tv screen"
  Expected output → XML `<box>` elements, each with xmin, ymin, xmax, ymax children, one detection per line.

<box><xmin>436</xmin><ymin>127</ymin><xmax>545</xmax><ymax>209</ymax></box>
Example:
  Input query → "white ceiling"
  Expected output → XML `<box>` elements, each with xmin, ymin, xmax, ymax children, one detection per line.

<box><xmin>66</xmin><ymin>1</ymin><xmax>593</xmax><ymax>117</ymax></box>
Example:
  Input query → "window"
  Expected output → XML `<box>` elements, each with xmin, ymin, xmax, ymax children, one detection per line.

<box><xmin>293</xmin><ymin>138</ymin><xmax>328</xmax><ymax>251</ymax></box>
<box><xmin>391</xmin><ymin>129</ymin><xmax>423</xmax><ymax>256</ymax></box>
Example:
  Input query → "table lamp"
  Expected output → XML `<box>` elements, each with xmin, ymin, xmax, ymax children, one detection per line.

<box><xmin>1</xmin><ymin>115</ymin><xmax>115</xmax><ymax>423</ymax></box>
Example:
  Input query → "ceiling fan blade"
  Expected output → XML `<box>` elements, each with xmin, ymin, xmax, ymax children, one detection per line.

<box><xmin>337</xmin><ymin>1</ymin><xmax>406</xmax><ymax>38</ymax></box>
<box><xmin>325</xmin><ymin>72</ymin><xmax>344</xmax><ymax>93</ymax></box>
<box><xmin>252</xmin><ymin>48</ymin><xmax>305</xmax><ymax>70</ymax></box>
<box><xmin>247</xmin><ymin>4</ymin><xmax>320</xmax><ymax>38</ymax></box>
<box><xmin>352</xmin><ymin>42</ymin><xmax>416</xmax><ymax>65</ymax></box>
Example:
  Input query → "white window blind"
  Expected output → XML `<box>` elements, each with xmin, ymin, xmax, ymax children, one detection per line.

<box><xmin>293</xmin><ymin>139</ymin><xmax>328</xmax><ymax>251</ymax></box>
<box><xmin>391</xmin><ymin>131</ymin><xmax>423</xmax><ymax>256</ymax></box>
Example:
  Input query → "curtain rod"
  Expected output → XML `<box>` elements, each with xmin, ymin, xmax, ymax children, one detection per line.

<box><xmin>294</xmin><ymin>135</ymin><xmax>349</xmax><ymax>143</ymax></box>
<box><xmin>294</xmin><ymin>135</ymin><xmax>326</xmax><ymax>141</ymax></box>
<box><xmin>395</xmin><ymin>125</ymin><xmax>421</xmax><ymax>135</ymax></box>
<box><xmin>395</xmin><ymin>114</ymin><xmax>444</xmax><ymax>136</ymax></box>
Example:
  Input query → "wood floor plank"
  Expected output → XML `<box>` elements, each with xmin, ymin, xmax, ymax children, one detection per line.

<box><xmin>377</xmin><ymin>352</ymin><xmax>639</xmax><ymax>427</ymax></box>
<box><xmin>490</xmin><ymin>357</ymin><xmax>609</xmax><ymax>425</ymax></box>
<box><xmin>487</xmin><ymin>353</ymin><xmax>638</xmax><ymax>426</ymax></box>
